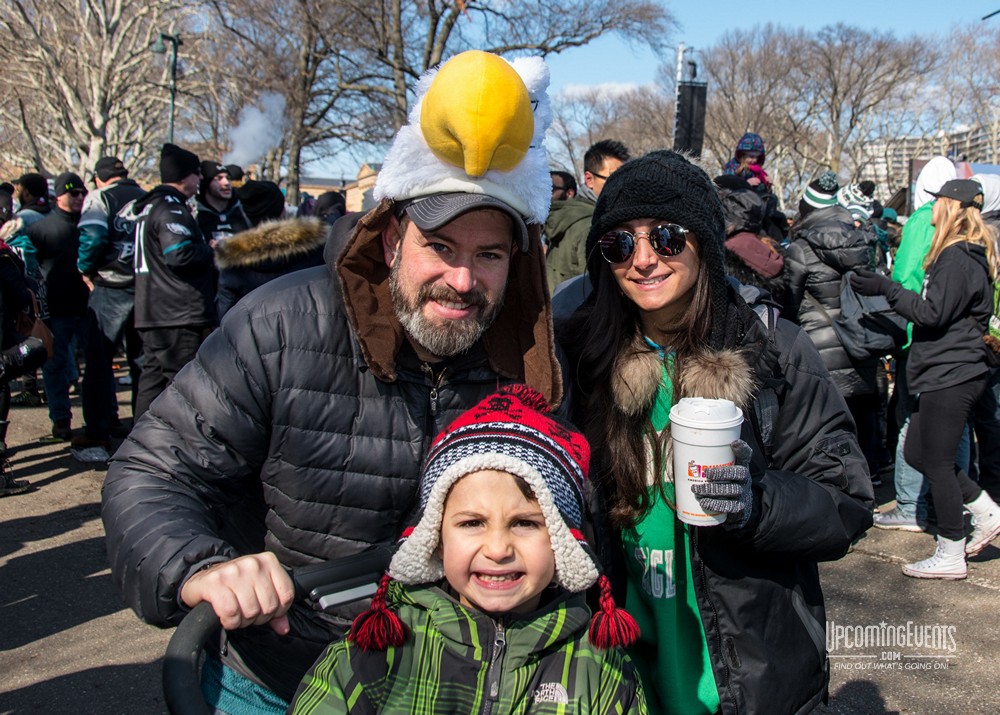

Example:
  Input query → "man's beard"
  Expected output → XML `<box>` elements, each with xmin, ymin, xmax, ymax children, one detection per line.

<box><xmin>389</xmin><ymin>259</ymin><xmax>505</xmax><ymax>358</ymax></box>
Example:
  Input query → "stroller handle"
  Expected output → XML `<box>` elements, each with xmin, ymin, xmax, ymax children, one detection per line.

<box><xmin>163</xmin><ymin>601</ymin><xmax>216</xmax><ymax>715</ymax></box>
<box><xmin>162</xmin><ymin>546</ymin><xmax>392</xmax><ymax>715</ymax></box>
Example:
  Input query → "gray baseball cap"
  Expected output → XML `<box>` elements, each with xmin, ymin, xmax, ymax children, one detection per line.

<box><xmin>401</xmin><ymin>192</ymin><xmax>530</xmax><ymax>252</ymax></box>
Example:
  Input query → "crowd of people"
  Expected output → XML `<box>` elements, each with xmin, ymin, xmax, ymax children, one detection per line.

<box><xmin>1</xmin><ymin>48</ymin><xmax>1000</xmax><ymax>713</ymax></box>
<box><xmin>0</xmin><ymin>149</ymin><xmax>344</xmax><ymax>479</ymax></box>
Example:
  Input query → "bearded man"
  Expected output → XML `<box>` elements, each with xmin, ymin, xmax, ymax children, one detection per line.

<box><xmin>101</xmin><ymin>50</ymin><xmax>564</xmax><ymax>712</ymax></box>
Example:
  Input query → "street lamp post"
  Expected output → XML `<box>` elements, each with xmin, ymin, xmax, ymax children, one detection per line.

<box><xmin>151</xmin><ymin>32</ymin><xmax>183</xmax><ymax>144</ymax></box>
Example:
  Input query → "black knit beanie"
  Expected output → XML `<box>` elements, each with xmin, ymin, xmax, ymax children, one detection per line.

<box><xmin>585</xmin><ymin>150</ymin><xmax>731</xmax><ymax>349</ymax></box>
<box><xmin>159</xmin><ymin>143</ymin><xmax>201</xmax><ymax>184</ymax></box>
<box><xmin>237</xmin><ymin>180</ymin><xmax>286</xmax><ymax>226</ymax></box>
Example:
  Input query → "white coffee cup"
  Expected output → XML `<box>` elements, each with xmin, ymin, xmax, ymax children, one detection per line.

<box><xmin>669</xmin><ymin>397</ymin><xmax>745</xmax><ymax>526</ymax></box>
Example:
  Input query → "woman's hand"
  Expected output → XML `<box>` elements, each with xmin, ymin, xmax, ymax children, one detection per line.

<box><xmin>849</xmin><ymin>269</ymin><xmax>892</xmax><ymax>296</ymax></box>
<box><xmin>693</xmin><ymin>440</ymin><xmax>754</xmax><ymax>529</ymax></box>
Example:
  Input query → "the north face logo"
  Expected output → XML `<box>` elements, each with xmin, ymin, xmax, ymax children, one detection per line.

<box><xmin>532</xmin><ymin>682</ymin><xmax>569</xmax><ymax>704</ymax></box>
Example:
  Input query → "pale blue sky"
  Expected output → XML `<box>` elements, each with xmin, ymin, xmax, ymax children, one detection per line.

<box><xmin>546</xmin><ymin>1</ymin><xmax>1000</xmax><ymax>94</ymax></box>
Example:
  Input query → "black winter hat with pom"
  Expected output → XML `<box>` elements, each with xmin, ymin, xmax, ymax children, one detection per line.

<box><xmin>585</xmin><ymin>150</ymin><xmax>731</xmax><ymax>349</ymax></box>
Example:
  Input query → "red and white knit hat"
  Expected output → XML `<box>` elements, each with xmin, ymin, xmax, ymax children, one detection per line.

<box><xmin>351</xmin><ymin>385</ymin><xmax>638</xmax><ymax>650</ymax></box>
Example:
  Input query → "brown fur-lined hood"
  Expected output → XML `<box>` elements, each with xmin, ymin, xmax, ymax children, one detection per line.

<box><xmin>611</xmin><ymin>336</ymin><xmax>757</xmax><ymax>417</ymax></box>
<box><xmin>334</xmin><ymin>199</ymin><xmax>564</xmax><ymax>409</ymax></box>
<box><xmin>214</xmin><ymin>217</ymin><xmax>329</xmax><ymax>270</ymax></box>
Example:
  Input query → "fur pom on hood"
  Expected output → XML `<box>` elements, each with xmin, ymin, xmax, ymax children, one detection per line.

<box><xmin>214</xmin><ymin>217</ymin><xmax>329</xmax><ymax>270</ymax></box>
<box><xmin>611</xmin><ymin>336</ymin><xmax>756</xmax><ymax>417</ymax></box>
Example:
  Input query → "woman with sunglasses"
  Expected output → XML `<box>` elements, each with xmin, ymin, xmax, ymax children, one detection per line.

<box><xmin>559</xmin><ymin>151</ymin><xmax>873</xmax><ymax>715</ymax></box>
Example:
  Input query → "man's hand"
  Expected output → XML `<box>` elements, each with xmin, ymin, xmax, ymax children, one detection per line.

<box><xmin>180</xmin><ymin>553</ymin><xmax>294</xmax><ymax>634</ymax></box>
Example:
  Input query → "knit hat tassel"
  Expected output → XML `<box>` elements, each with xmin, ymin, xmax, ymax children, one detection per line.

<box><xmin>589</xmin><ymin>574</ymin><xmax>639</xmax><ymax>649</ymax></box>
<box><xmin>348</xmin><ymin>573</ymin><xmax>406</xmax><ymax>651</ymax></box>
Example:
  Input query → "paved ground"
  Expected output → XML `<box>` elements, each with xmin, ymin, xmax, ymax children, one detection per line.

<box><xmin>1</xmin><ymin>379</ymin><xmax>999</xmax><ymax>714</ymax></box>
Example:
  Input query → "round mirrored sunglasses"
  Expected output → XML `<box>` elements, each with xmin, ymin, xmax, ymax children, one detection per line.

<box><xmin>599</xmin><ymin>224</ymin><xmax>689</xmax><ymax>264</ymax></box>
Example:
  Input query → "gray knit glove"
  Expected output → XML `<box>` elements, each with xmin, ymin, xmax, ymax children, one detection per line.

<box><xmin>691</xmin><ymin>439</ymin><xmax>753</xmax><ymax>529</ymax></box>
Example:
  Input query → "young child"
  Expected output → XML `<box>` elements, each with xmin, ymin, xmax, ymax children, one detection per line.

<box><xmin>289</xmin><ymin>385</ymin><xmax>646</xmax><ymax>714</ymax></box>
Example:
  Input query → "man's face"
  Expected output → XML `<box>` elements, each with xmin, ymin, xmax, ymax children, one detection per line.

<box><xmin>179</xmin><ymin>171</ymin><xmax>202</xmax><ymax>198</ymax></box>
<box><xmin>57</xmin><ymin>188</ymin><xmax>86</xmax><ymax>214</ymax></box>
<box><xmin>584</xmin><ymin>156</ymin><xmax>624</xmax><ymax>197</ymax></box>
<box><xmin>550</xmin><ymin>173</ymin><xmax>573</xmax><ymax>202</ymax></box>
<box><xmin>207</xmin><ymin>173</ymin><xmax>232</xmax><ymax>202</ymax></box>
<box><xmin>383</xmin><ymin>208</ymin><xmax>513</xmax><ymax>360</ymax></box>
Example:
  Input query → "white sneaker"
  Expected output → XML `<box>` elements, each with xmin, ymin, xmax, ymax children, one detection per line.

<box><xmin>966</xmin><ymin>505</ymin><xmax>1000</xmax><ymax>556</ymax></box>
<box><xmin>902</xmin><ymin>537</ymin><xmax>967</xmax><ymax>580</ymax></box>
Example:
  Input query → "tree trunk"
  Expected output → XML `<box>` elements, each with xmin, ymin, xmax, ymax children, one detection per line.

<box><xmin>286</xmin><ymin>133</ymin><xmax>303</xmax><ymax>207</ymax></box>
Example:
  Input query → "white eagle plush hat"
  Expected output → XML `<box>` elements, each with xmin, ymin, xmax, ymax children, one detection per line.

<box><xmin>373</xmin><ymin>50</ymin><xmax>553</xmax><ymax>238</ymax></box>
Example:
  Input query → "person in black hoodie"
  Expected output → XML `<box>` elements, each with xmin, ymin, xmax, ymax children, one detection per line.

<box><xmin>26</xmin><ymin>172</ymin><xmax>90</xmax><ymax>440</ymax></box>
<box><xmin>195</xmin><ymin>161</ymin><xmax>252</xmax><ymax>245</ymax></box>
<box><xmin>853</xmin><ymin>179</ymin><xmax>1000</xmax><ymax>579</ymax></box>
<box><xmin>133</xmin><ymin>143</ymin><xmax>215</xmax><ymax>418</ymax></box>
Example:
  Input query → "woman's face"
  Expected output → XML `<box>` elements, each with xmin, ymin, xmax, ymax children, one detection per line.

<box><xmin>607</xmin><ymin>217</ymin><xmax>701</xmax><ymax>329</ymax></box>
<box><xmin>930</xmin><ymin>197</ymin><xmax>954</xmax><ymax>227</ymax></box>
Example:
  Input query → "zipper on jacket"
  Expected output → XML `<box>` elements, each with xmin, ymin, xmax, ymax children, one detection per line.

<box><xmin>691</xmin><ymin>527</ymin><xmax>739</xmax><ymax>715</ymax></box>
<box><xmin>421</xmin><ymin>362</ymin><xmax>450</xmax><ymax>416</ymax></box>
<box><xmin>482</xmin><ymin>619</ymin><xmax>506</xmax><ymax>714</ymax></box>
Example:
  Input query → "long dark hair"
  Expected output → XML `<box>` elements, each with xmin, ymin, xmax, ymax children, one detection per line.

<box><xmin>560</xmin><ymin>241</ymin><xmax>717</xmax><ymax>527</ymax></box>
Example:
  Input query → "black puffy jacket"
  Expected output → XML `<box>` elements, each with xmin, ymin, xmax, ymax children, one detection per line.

<box><xmin>102</xmin><ymin>202</ymin><xmax>564</xmax><ymax>700</ymax></box>
<box><xmin>784</xmin><ymin>205</ymin><xmax>877</xmax><ymax>398</ymax></box>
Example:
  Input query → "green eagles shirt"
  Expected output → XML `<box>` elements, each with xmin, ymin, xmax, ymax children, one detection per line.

<box><xmin>622</xmin><ymin>360</ymin><xmax>720</xmax><ymax>714</ymax></box>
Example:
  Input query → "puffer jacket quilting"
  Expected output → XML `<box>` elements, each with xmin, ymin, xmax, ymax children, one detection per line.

<box><xmin>784</xmin><ymin>205</ymin><xmax>877</xmax><ymax>397</ymax></box>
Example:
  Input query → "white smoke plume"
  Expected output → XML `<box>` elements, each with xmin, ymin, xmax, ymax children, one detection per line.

<box><xmin>223</xmin><ymin>92</ymin><xmax>287</xmax><ymax>166</ymax></box>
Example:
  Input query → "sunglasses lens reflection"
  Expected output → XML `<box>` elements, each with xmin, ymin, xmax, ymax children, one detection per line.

<box><xmin>600</xmin><ymin>225</ymin><xmax>686</xmax><ymax>264</ymax></box>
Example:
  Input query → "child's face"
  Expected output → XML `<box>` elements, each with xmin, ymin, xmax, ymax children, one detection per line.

<box><xmin>440</xmin><ymin>469</ymin><xmax>556</xmax><ymax>616</ymax></box>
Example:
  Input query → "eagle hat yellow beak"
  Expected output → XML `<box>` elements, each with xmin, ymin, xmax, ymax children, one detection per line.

<box><xmin>420</xmin><ymin>50</ymin><xmax>535</xmax><ymax>178</ymax></box>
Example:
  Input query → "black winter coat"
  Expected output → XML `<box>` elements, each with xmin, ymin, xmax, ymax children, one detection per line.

<box><xmin>102</xmin><ymin>204</ymin><xmax>565</xmax><ymax>701</ymax></box>
<box><xmin>784</xmin><ymin>205</ymin><xmax>877</xmax><ymax>398</ymax></box>
<box><xmin>883</xmin><ymin>241</ymin><xmax>992</xmax><ymax>393</ymax></box>
<box><xmin>580</xmin><ymin>292</ymin><xmax>874</xmax><ymax>715</ymax></box>
<box><xmin>213</xmin><ymin>217</ymin><xmax>327</xmax><ymax>319</ymax></box>
<box><xmin>195</xmin><ymin>196</ymin><xmax>252</xmax><ymax>243</ymax></box>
